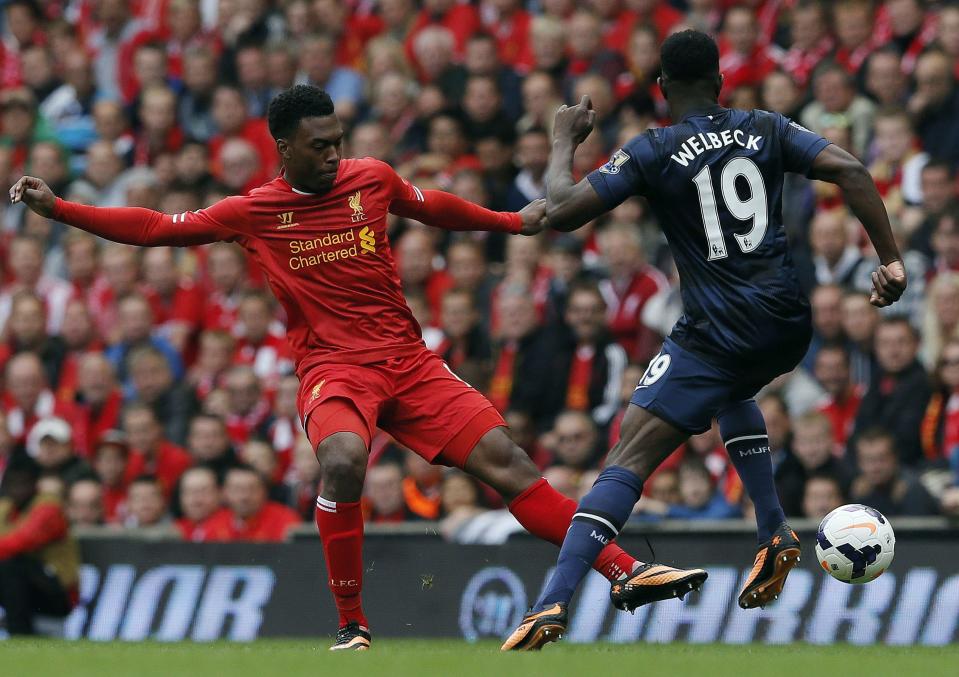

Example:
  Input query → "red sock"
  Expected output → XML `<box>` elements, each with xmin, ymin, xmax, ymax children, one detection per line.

<box><xmin>508</xmin><ymin>478</ymin><xmax>639</xmax><ymax>581</ymax></box>
<box><xmin>314</xmin><ymin>497</ymin><xmax>368</xmax><ymax>628</ymax></box>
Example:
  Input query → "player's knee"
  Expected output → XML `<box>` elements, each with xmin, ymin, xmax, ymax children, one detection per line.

<box><xmin>466</xmin><ymin>428</ymin><xmax>539</xmax><ymax>496</ymax></box>
<box><xmin>317</xmin><ymin>432</ymin><xmax>368</xmax><ymax>498</ymax></box>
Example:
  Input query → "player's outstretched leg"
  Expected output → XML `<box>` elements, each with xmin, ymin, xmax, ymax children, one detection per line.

<box><xmin>717</xmin><ymin>400</ymin><xmax>800</xmax><ymax>609</ymax></box>
<box><xmin>309</xmin><ymin>409</ymin><xmax>373</xmax><ymax>651</ymax></box>
<box><xmin>461</xmin><ymin>427</ymin><xmax>643</xmax><ymax>581</ymax></box>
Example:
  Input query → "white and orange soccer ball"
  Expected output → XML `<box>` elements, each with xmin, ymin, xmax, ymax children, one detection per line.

<box><xmin>815</xmin><ymin>504</ymin><xmax>895</xmax><ymax>584</ymax></box>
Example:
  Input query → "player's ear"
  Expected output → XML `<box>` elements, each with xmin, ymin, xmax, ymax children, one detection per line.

<box><xmin>715</xmin><ymin>73</ymin><xmax>724</xmax><ymax>99</ymax></box>
<box><xmin>657</xmin><ymin>76</ymin><xmax>668</xmax><ymax>100</ymax></box>
<box><xmin>276</xmin><ymin>138</ymin><xmax>290</xmax><ymax>160</ymax></box>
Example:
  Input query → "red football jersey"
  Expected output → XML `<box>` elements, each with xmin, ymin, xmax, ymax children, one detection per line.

<box><xmin>52</xmin><ymin>158</ymin><xmax>521</xmax><ymax>381</ymax></box>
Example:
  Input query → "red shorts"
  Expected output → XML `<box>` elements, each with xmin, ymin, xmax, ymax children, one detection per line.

<box><xmin>297</xmin><ymin>348</ymin><xmax>506</xmax><ymax>468</ymax></box>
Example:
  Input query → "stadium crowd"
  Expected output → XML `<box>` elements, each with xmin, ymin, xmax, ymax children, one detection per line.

<box><xmin>1</xmin><ymin>0</ymin><xmax>959</xmax><ymax>549</ymax></box>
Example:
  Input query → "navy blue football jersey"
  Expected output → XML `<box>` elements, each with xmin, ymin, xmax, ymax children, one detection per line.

<box><xmin>587</xmin><ymin>105</ymin><xmax>830</xmax><ymax>363</ymax></box>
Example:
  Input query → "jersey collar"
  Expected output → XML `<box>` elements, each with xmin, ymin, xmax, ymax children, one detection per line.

<box><xmin>677</xmin><ymin>104</ymin><xmax>727</xmax><ymax>123</ymax></box>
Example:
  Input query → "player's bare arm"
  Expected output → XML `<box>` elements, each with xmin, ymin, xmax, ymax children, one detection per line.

<box><xmin>10</xmin><ymin>175</ymin><xmax>234</xmax><ymax>247</ymax></box>
<box><xmin>808</xmin><ymin>144</ymin><xmax>906</xmax><ymax>309</ymax></box>
<box><xmin>545</xmin><ymin>95</ymin><xmax>609</xmax><ymax>232</ymax></box>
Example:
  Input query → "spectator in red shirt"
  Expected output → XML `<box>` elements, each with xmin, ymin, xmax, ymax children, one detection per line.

<box><xmin>209</xmin><ymin>464</ymin><xmax>301</xmax><ymax>541</ymax></box>
<box><xmin>436</xmin><ymin>289</ymin><xmax>493</xmax><ymax>389</ymax></box>
<box><xmin>833</xmin><ymin>0</ymin><xmax>877</xmax><ymax>75</ymax></box>
<box><xmin>223</xmin><ymin>365</ymin><xmax>272</xmax><ymax>446</ymax></box>
<box><xmin>208</xmin><ymin>84</ymin><xmax>279</xmax><ymax>189</ymax></box>
<box><xmin>66</xmin><ymin>478</ymin><xmax>105</xmax><ymax>527</ymax></box>
<box><xmin>815</xmin><ymin>344</ymin><xmax>864</xmax><ymax>448</ymax></box>
<box><xmin>0</xmin><ymin>410</ymin><xmax>12</xmax><ymax>484</ymax></box>
<box><xmin>188</xmin><ymin>329</ymin><xmax>235</xmax><ymax>402</ymax></box>
<box><xmin>176</xmin><ymin>466</ymin><xmax>232</xmax><ymax>542</ymax></box>
<box><xmin>3</xmin><ymin>352</ymin><xmax>77</xmax><ymax>446</ymax></box>
<box><xmin>91</xmin><ymin>432</ymin><xmax>132</xmax><ymax>524</ymax></box>
<box><xmin>133</xmin><ymin>85</ymin><xmax>183</xmax><ymax>166</ymax></box>
<box><xmin>597</xmin><ymin>222</ymin><xmax>668</xmax><ymax>362</ymax></box>
<box><xmin>234</xmin><ymin>291</ymin><xmax>292</xmax><ymax>392</ymax></box>
<box><xmin>122</xmin><ymin>402</ymin><xmax>193</xmax><ymax>497</ymax></box>
<box><xmin>363</xmin><ymin>462</ymin><xmax>422</xmax><ymax>523</ymax></box>
<box><xmin>781</xmin><ymin>0</ymin><xmax>834</xmax><ymax>88</ymax></box>
<box><xmin>488</xmin><ymin>291</ymin><xmax>543</xmax><ymax>414</ymax></box>
<box><xmin>72</xmin><ymin>353</ymin><xmax>124</xmax><ymax>459</ymax></box>
<box><xmin>142</xmin><ymin>247</ymin><xmax>205</xmax><ymax>355</ymax></box>
<box><xmin>0</xmin><ymin>234</ymin><xmax>73</xmax><ymax>336</ymax></box>
<box><xmin>203</xmin><ymin>242</ymin><xmax>248</xmax><ymax>335</ymax></box>
<box><xmin>57</xmin><ymin>299</ymin><xmax>103</xmax><ymax>402</ymax></box>
<box><xmin>0</xmin><ymin>453</ymin><xmax>77</xmax><ymax>635</ymax></box>
<box><xmin>485</xmin><ymin>0</ymin><xmax>534</xmax><ymax>71</ymax></box>
<box><xmin>718</xmin><ymin>6</ymin><xmax>779</xmax><ymax>100</ymax></box>
<box><xmin>407</xmin><ymin>0</ymin><xmax>481</xmax><ymax>63</ymax></box>
<box><xmin>566</xmin><ymin>10</ymin><xmax>626</xmax><ymax>83</ymax></box>
<box><xmin>312</xmin><ymin>0</ymin><xmax>385</xmax><ymax>72</ymax></box>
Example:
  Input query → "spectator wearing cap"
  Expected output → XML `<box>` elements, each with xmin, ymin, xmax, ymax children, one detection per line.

<box><xmin>27</xmin><ymin>417</ymin><xmax>95</xmax><ymax>486</ymax></box>
<box><xmin>208</xmin><ymin>465</ymin><xmax>301</xmax><ymax>541</ymax></box>
<box><xmin>852</xmin><ymin>318</ymin><xmax>931</xmax><ymax>466</ymax></box>
<box><xmin>121</xmin><ymin>403</ymin><xmax>192</xmax><ymax>498</ymax></box>
<box><xmin>71</xmin><ymin>353</ymin><xmax>124</xmax><ymax>458</ymax></box>
<box><xmin>124</xmin><ymin>475</ymin><xmax>172</xmax><ymax>529</ymax></box>
<box><xmin>66</xmin><ymin>478</ymin><xmax>105</xmax><ymax>527</ymax></box>
<box><xmin>3</xmin><ymin>352</ymin><xmax>77</xmax><ymax>446</ymax></box>
<box><xmin>91</xmin><ymin>431</ymin><xmax>132</xmax><ymax>523</ymax></box>
<box><xmin>176</xmin><ymin>466</ymin><xmax>233</xmax><ymax>542</ymax></box>
<box><xmin>0</xmin><ymin>453</ymin><xmax>79</xmax><ymax>635</ymax></box>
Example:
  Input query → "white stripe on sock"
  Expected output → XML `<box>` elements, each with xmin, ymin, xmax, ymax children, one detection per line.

<box><xmin>724</xmin><ymin>433</ymin><xmax>768</xmax><ymax>446</ymax></box>
<box><xmin>573</xmin><ymin>512</ymin><xmax>619</xmax><ymax>536</ymax></box>
<box><xmin>317</xmin><ymin>496</ymin><xmax>336</xmax><ymax>509</ymax></box>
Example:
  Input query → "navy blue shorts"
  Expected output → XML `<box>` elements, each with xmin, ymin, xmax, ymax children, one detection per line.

<box><xmin>630</xmin><ymin>337</ymin><xmax>805</xmax><ymax>434</ymax></box>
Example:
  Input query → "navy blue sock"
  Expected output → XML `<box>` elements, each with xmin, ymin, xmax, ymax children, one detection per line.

<box><xmin>718</xmin><ymin>400</ymin><xmax>785</xmax><ymax>543</ymax></box>
<box><xmin>534</xmin><ymin>466</ymin><xmax>644</xmax><ymax>611</ymax></box>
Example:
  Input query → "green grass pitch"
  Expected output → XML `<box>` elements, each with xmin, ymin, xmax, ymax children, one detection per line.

<box><xmin>2</xmin><ymin>640</ymin><xmax>957</xmax><ymax>677</ymax></box>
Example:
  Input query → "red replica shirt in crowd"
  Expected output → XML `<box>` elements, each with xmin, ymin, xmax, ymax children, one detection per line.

<box><xmin>176</xmin><ymin>507</ymin><xmax>235</xmax><ymax>542</ymax></box>
<box><xmin>52</xmin><ymin>158</ymin><xmax>521</xmax><ymax>383</ymax></box>
<box><xmin>203</xmin><ymin>502</ymin><xmax>302</xmax><ymax>542</ymax></box>
<box><xmin>125</xmin><ymin>441</ymin><xmax>194</xmax><ymax>496</ymax></box>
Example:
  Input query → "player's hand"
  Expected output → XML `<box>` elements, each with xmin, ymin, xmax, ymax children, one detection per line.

<box><xmin>9</xmin><ymin>175</ymin><xmax>56</xmax><ymax>218</ymax></box>
<box><xmin>553</xmin><ymin>95</ymin><xmax>596</xmax><ymax>147</ymax></box>
<box><xmin>518</xmin><ymin>198</ymin><xmax>546</xmax><ymax>236</ymax></box>
<box><xmin>869</xmin><ymin>260</ymin><xmax>907</xmax><ymax>308</ymax></box>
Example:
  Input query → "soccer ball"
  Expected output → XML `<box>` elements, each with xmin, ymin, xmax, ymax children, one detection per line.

<box><xmin>815</xmin><ymin>504</ymin><xmax>895</xmax><ymax>584</ymax></box>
